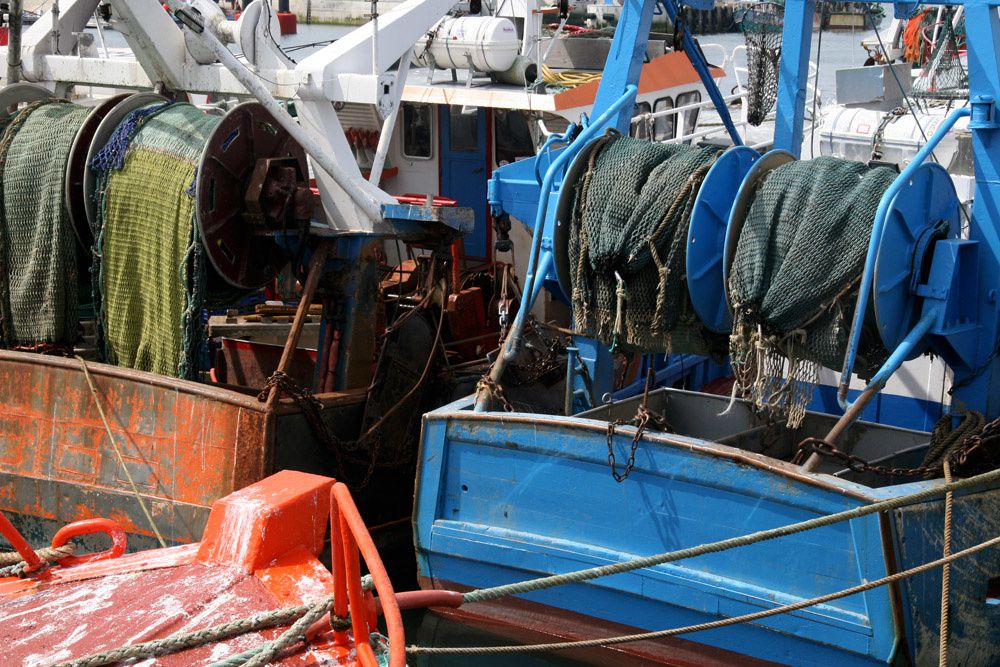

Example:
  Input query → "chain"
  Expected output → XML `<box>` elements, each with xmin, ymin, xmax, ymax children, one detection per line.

<box><xmin>477</xmin><ymin>374</ymin><xmax>514</xmax><ymax>412</ymax></box>
<box><xmin>259</xmin><ymin>371</ymin><xmax>380</xmax><ymax>488</ymax></box>
<box><xmin>606</xmin><ymin>367</ymin><xmax>671</xmax><ymax>482</ymax></box>
<box><xmin>792</xmin><ymin>424</ymin><xmax>994</xmax><ymax>478</ymax></box>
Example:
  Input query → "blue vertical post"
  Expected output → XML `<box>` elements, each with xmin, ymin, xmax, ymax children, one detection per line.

<box><xmin>950</xmin><ymin>0</ymin><xmax>1000</xmax><ymax>418</ymax></box>
<box><xmin>590</xmin><ymin>0</ymin><xmax>658</xmax><ymax>133</ymax></box>
<box><xmin>773</xmin><ymin>0</ymin><xmax>815</xmax><ymax>155</ymax></box>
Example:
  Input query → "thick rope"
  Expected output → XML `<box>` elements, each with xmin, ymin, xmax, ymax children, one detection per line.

<box><xmin>0</xmin><ymin>543</ymin><xmax>74</xmax><ymax>567</ymax></box>
<box><xmin>460</xmin><ymin>466</ymin><xmax>1000</xmax><ymax>604</ymax></box>
<box><xmin>939</xmin><ymin>459</ymin><xmax>953</xmax><ymax>667</ymax></box>
<box><xmin>50</xmin><ymin>597</ymin><xmax>332</xmax><ymax>667</ymax></box>
<box><xmin>209</xmin><ymin>597</ymin><xmax>333</xmax><ymax>667</ymax></box>
<box><xmin>76</xmin><ymin>355</ymin><xmax>166</xmax><ymax>547</ymax></box>
<box><xmin>408</xmin><ymin>534</ymin><xmax>1000</xmax><ymax>655</ymax></box>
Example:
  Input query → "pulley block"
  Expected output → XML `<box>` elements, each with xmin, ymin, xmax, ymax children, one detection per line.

<box><xmin>686</xmin><ymin>145</ymin><xmax>759</xmax><ymax>333</ymax></box>
<box><xmin>873</xmin><ymin>161</ymin><xmax>961</xmax><ymax>357</ymax></box>
<box><xmin>196</xmin><ymin>102</ymin><xmax>310</xmax><ymax>290</ymax></box>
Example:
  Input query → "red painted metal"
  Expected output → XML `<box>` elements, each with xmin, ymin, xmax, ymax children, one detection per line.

<box><xmin>1</xmin><ymin>471</ymin><xmax>394</xmax><ymax>666</ymax></box>
<box><xmin>0</xmin><ymin>511</ymin><xmax>43</xmax><ymax>572</ymax></box>
<box><xmin>331</xmin><ymin>482</ymin><xmax>405</xmax><ymax>667</ymax></box>
<box><xmin>394</xmin><ymin>193</ymin><xmax>458</xmax><ymax>207</ymax></box>
<box><xmin>276</xmin><ymin>11</ymin><xmax>298</xmax><ymax>34</ymax></box>
<box><xmin>50</xmin><ymin>517</ymin><xmax>127</xmax><ymax>566</ymax></box>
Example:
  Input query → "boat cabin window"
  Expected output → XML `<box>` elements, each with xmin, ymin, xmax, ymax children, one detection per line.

<box><xmin>653</xmin><ymin>97</ymin><xmax>675</xmax><ymax>141</ymax></box>
<box><xmin>449</xmin><ymin>106</ymin><xmax>480</xmax><ymax>152</ymax></box>
<box><xmin>675</xmin><ymin>91</ymin><xmax>702</xmax><ymax>139</ymax></box>
<box><xmin>401</xmin><ymin>104</ymin><xmax>434</xmax><ymax>160</ymax></box>
<box><xmin>494</xmin><ymin>109</ymin><xmax>535</xmax><ymax>166</ymax></box>
<box><xmin>631</xmin><ymin>102</ymin><xmax>652</xmax><ymax>139</ymax></box>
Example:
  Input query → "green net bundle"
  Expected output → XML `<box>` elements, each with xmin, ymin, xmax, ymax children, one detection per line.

<box><xmin>91</xmin><ymin>102</ymin><xmax>221</xmax><ymax>379</ymax></box>
<box><xmin>567</xmin><ymin>132</ymin><xmax>727</xmax><ymax>356</ymax></box>
<box><xmin>738</xmin><ymin>1</ymin><xmax>784</xmax><ymax>126</ymax></box>
<box><xmin>728</xmin><ymin>157</ymin><xmax>897</xmax><ymax>427</ymax></box>
<box><xmin>0</xmin><ymin>100</ymin><xmax>90</xmax><ymax>350</ymax></box>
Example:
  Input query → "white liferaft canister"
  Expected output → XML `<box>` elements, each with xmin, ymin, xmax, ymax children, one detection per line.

<box><xmin>416</xmin><ymin>16</ymin><xmax>520</xmax><ymax>73</ymax></box>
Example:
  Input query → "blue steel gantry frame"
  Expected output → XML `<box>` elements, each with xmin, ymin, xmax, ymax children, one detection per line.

<box><xmin>775</xmin><ymin>0</ymin><xmax>1000</xmax><ymax>420</ymax></box>
<box><xmin>489</xmin><ymin>0</ymin><xmax>1000</xmax><ymax>421</ymax></box>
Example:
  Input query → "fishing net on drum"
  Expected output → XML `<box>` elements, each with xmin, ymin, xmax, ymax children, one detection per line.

<box><xmin>912</xmin><ymin>8</ymin><xmax>968</xmax><ymax>99</ymax></box>
<box><xmin>738</xmin><ymin>1</ymin><xmax>783</xmax><ymax>126</ymax></box>
<box><xmin>91</xmin><ymin>102</ymin><xmax>222</xmax><ymax>379</ymax></box>
<box><xmin>0</xmin><ymin>100</ymin><xmax>89</xmax><ymax>350</ymax></box>
<box><xmin>728</xmin><ymin>157</ymin><xmax>897</xmax><ymax>427</ymax></box>
<box><xmin>567</xmin><ymin>131</ymin><xmax>727</xmax><ymax>356</ymax></box>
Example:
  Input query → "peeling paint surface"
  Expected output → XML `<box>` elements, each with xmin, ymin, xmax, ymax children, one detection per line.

<box><xmin>0</xmin><ymin>562</ymin><xmax>344</xmax><ymax>665</ymax></box>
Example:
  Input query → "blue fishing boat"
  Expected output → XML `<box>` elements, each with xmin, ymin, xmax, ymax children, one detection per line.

<box><xmin>413</xmin><ymin>0</ymin><xmax>1000</xmax><ymax>664</ymax></box>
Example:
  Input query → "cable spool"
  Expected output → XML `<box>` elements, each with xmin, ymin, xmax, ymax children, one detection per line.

<box><xmin>0</xmin><ymin>87</ymin><xmax>108</xmax><ymax>351</ymax></box>
<box><xmin>85</xmin><ymin>97</ymin><xmax>309</xmax><ymax>379</ymax></box>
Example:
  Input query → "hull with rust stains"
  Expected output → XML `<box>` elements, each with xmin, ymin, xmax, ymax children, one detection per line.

<box><xmin>0</xmin><ymin>350</ymin><xmax>368</xmax><ymax>550</ymax></box>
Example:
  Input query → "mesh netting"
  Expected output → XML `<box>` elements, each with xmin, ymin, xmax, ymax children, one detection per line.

<box><xmin>567</xmin><ymin>132</ymin><xmax>727</xmax><ymax>355</ymax></box>
<box><xmin>913</xmin><ymin>9</ymin><xmax>968</xmax><ymax>99</ymax></box>
<box><xmin>92</xmin><ymin>103</ymin><xmax>221</xmax><ymax>379</ymax></box>
<box><xmin>0</xmin><ymin>100</ymin><xmax>89</xmax><ymax>349</ymax></box>
<box><xmin>729</xmin><ymin>157</ymin><xmax>897</xmax><ymax>427</ymax></box>
<box><xmin>738</xmin><ymin>2</ymin><xmax>783</xmax><ymax>126</ymax></box>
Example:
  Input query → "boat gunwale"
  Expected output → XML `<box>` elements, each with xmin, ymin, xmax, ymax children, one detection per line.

<box><xmin>420</xmin><ymin>393</ymin><xmax>951</xmax><ymax>504</ymax></box>
<box><xmin>0</xmin><ymin>349</ymin><xmax>366</xmax><ymax>413</ymax></box>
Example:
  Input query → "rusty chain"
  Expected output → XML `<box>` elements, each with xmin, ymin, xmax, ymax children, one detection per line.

<box><xmin>259</xmin><ymin>370</ymin><xmax>381</xmax><ymax>488</ymax></box>
<box><xmin>793</xmin><ymin>415</ymin><xmax>1000</xmax><ymax>478</ymax></box>
<box><xmin>477</xmin><ymin>375</ymin><xmax>515</xmax><ymax>412</ymax></box>
<box><xmin>606</xmin><ymin>366</ymin><xmax>671</xmax><ymax>482</ymax></box>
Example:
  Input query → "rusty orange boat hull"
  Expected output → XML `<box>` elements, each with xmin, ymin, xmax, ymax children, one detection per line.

<box><xmin>0</xmin><ymin>350</ymin><xmax>371</xmax><ymax>550</ymax></box>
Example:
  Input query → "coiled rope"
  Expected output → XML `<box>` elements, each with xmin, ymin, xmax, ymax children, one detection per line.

<box><xmin>50</xmin><ymin>597</ymin><xmax>334</xmax><ymax>667</ymax></box>
<box><xmin>0</xmin><ymin>543</ymin><xmax>75</xmax><ymax>577</ymax></box>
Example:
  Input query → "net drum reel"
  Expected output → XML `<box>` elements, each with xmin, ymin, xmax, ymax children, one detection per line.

<box><xmin>685</xmin><ymin>145</ymin><xmax>762</xmax><ymax>333</ymax></box>
<box><xmin>83</xmin><ymin>96</ymin><xmax>310</xmax><ymax>292</ymax></box>
<box><xmin>195</xmin><ymin>102</ymin><xmax>311</xmax><ymax>290</ymax></box>
<box><xmin>872</xmin><ymin>162</ymin><xmax>961</xmax><ymax>359</ymax></box>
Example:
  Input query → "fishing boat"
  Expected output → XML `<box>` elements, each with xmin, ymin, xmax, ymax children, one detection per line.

<box><xmin>413</xmin><ymin>0</ymin><xmax>1000</xmax><ymax>665</ymax></box>
<box><xmin>0</xmin><ymin>0</ymin><xmax>742</xmax><ymax>565</ymax></box>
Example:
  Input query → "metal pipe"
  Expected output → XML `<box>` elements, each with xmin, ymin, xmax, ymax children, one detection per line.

<box><xmin>806</xmin><ymin>309</ymin><xmax>937</xmax><ymax>472</ymax></box>
<box><xmin>263</xmin><ymin>242</ymin><xmax>331</xmax><ymax>411</ymax></box>
<box><xmin>473</xmin><ymin>86</ymin><xmax>637</xmax><ymax>411</ymax></box>
<box><xmin>168</xmin><ymin>1</ymin><xmax>384</xmax><ymax>224</ymax></box>
<box><xmin>836</xmin><ymin>107</ymin><xmax>971</xmax><ymax>410</ymax></box>
<box><xmin>50</xmin><ymin>0</ymin><xmax>60</xmax><ymax>55</ymax></box>
<box><xmin>7</xmin><ymin>0</ymin><xmax>21</xmax><ymax>84</ymax></box>
<box><xmin>369</xmin><ymin>48</ymin><xmax>412</xmax><ymax>185</ymax></box>
<box><xmin>93</xmin><ymin>7</ymin><xmax>109</xmax><ymax>59</ymax></box>
<box><xmin>0</xmin><ymin>511</ymin><xmax>44</xmax><ymax>573</ymax></box>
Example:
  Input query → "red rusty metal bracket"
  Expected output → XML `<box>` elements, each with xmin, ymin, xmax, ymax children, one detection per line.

<box><xmin>0</xmin><ymin>511</ymin><xmax>44</xmax><ymax>573</ymax></box>
<box><xmin>330</xmin><ymin>482</ymin><xmax>405</xmax><ymax>667</ymax></box>
<box><xmin>50</xmin><ymin>518</ymin><xmax>127</xmax><ymax>566</ymax></box>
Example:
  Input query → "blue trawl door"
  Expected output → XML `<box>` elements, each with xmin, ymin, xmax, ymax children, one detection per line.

<box><xmin>440</xmin><ymin>106</ymin><xmax>489</xmax><ymax>258</ymax></box>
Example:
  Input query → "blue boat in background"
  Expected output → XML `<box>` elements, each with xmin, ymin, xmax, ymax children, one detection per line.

<box><xmin>414</xmin><ymin>0</ymin><xmax>1000</xmax><ymax>664</ymax></box>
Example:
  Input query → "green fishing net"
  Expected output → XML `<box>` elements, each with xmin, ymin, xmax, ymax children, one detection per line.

<box><xmin>567</xmin><ymin>132</ymin><xmax>726</xmax><ymax>355</ymax></box>
<box><xmin>0</xmin><ymin>100</ymin><xmax>89</xmax><ymax>348</ymax></box>
<box><xmin>93</xmin><ymin>103</ymin><xmax>220</xmax><ymax>379</ymax></box>
<box><xmin>729</xmin><ymin>156</ymin><xmax>897</xmax><ymax>426</ymax></box>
